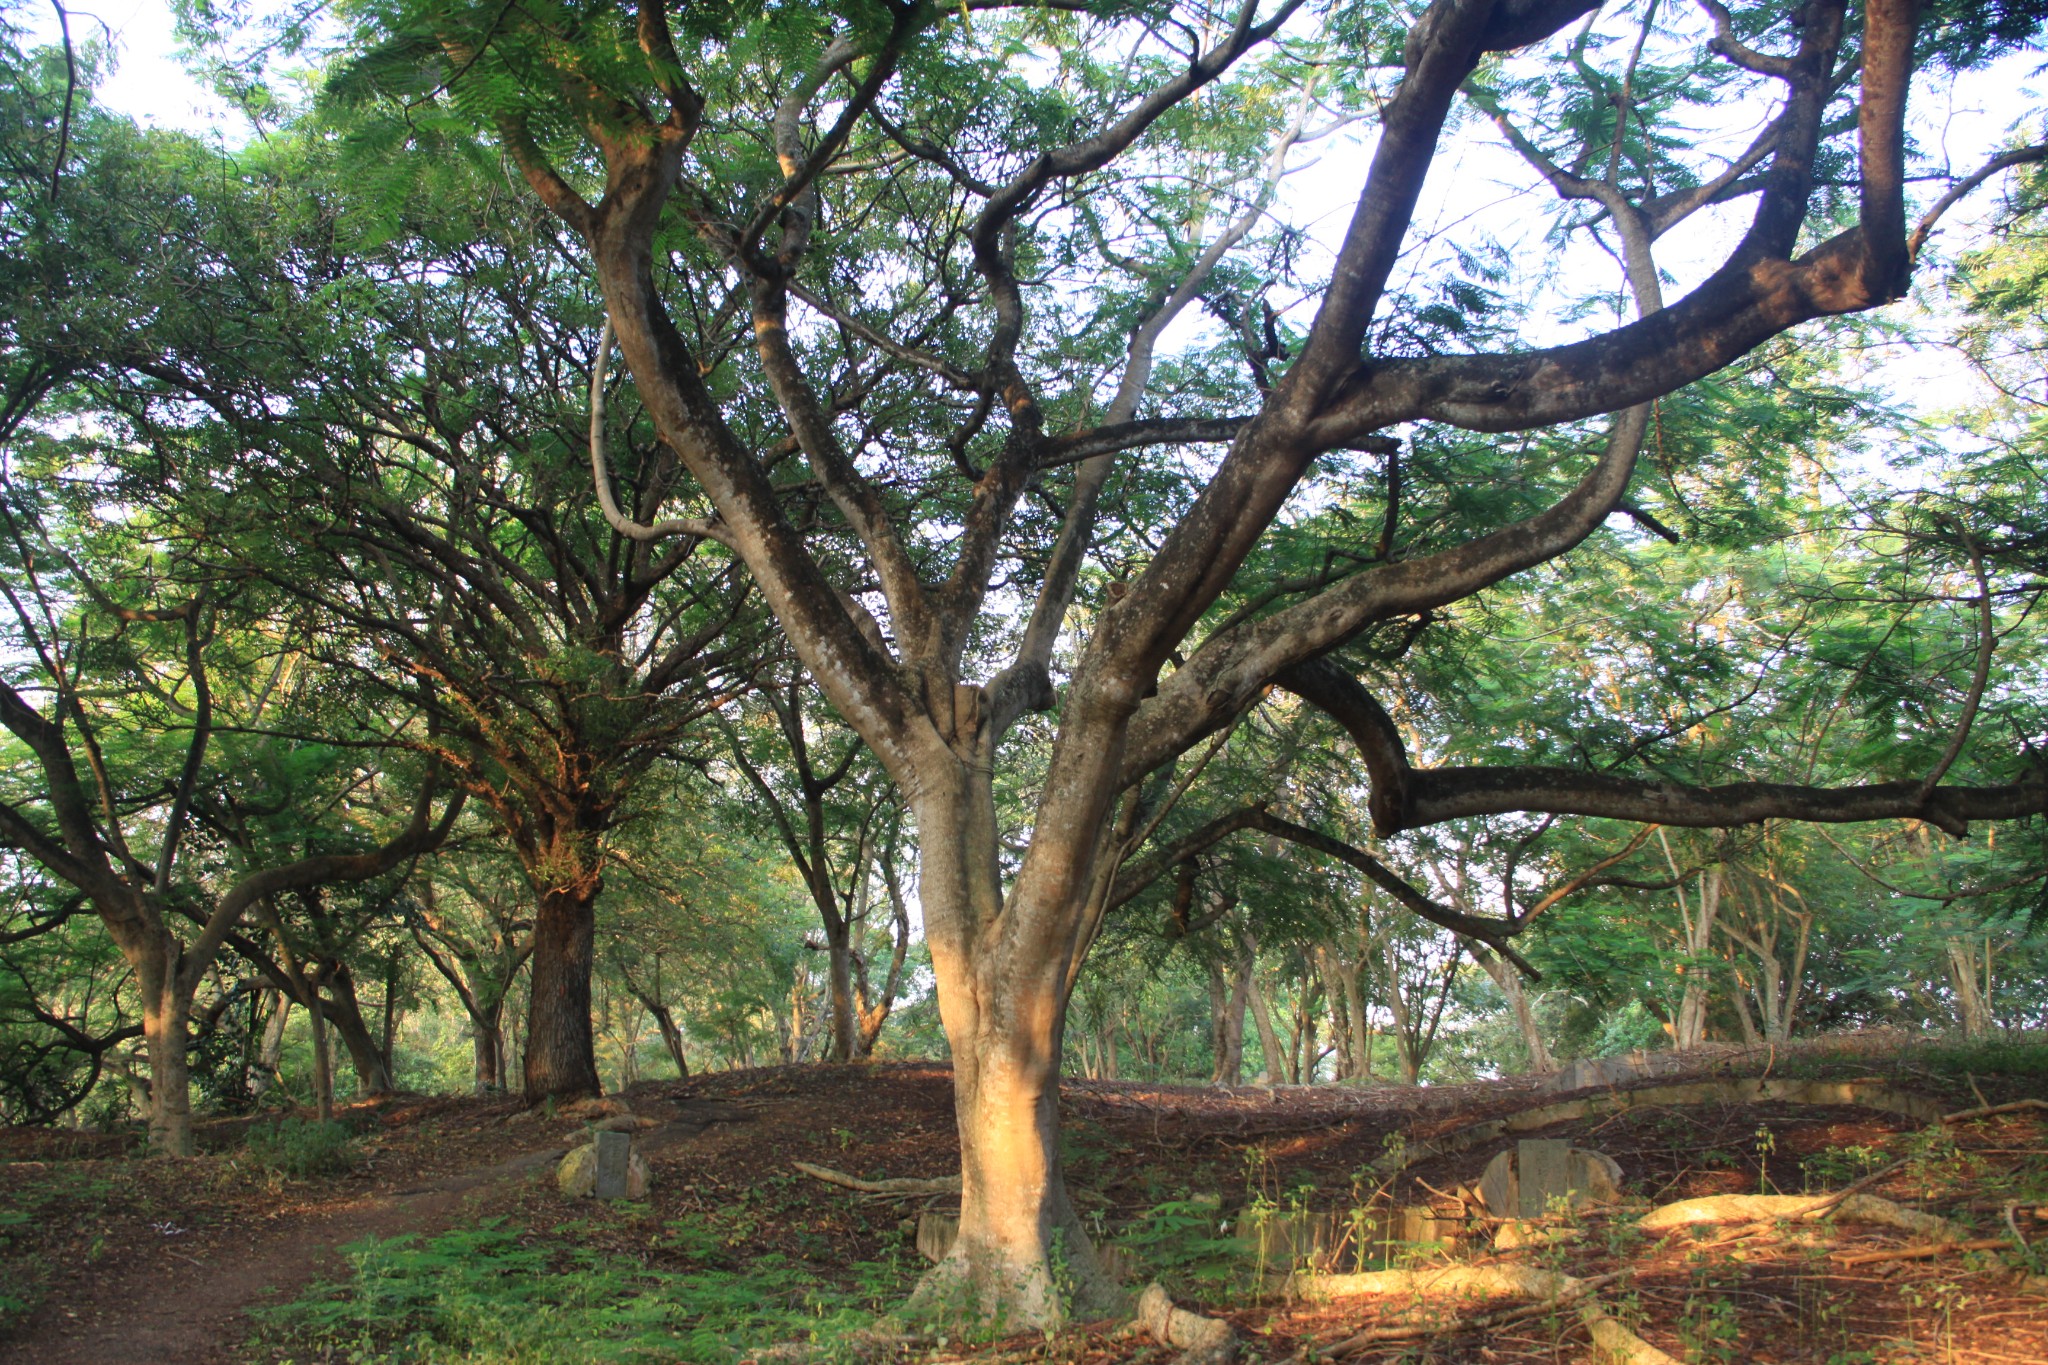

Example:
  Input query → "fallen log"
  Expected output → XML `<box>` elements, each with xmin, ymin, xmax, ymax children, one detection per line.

<box><xmin>1942</xmin><ymin>1098</ymin><xmax>2048</xmax><ymax>1124</ymax></box>
<box><xmin>790</xmin><ymin>1160</ymin><xmax>962</xmax><ymax>1197</ymax></box>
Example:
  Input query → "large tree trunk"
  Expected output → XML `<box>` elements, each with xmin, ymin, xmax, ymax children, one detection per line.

<box><xmin>824</xmin><ymin>919</ymin><xmax>859</xmax><ymax>1063</ymax></box>
<box><xmin>523</xmin><ymin>878</ymin><xmax>602</xmax><ymax>1104</ymax></box>
<box><xmin>902</xmin><ymin>779</ymin><xmax>1121</xmax><ymax>1331</ymax></box>
<box><xmin>137</xmin><ymin>939</ymin><xmax>196</xmax><ymax>1156</ymax></box>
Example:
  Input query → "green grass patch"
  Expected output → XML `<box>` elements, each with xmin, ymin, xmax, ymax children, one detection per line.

<box><xmin>253</xmin><ymin>1217</ymin><xmax>912</xmax><ymax>1363</ymax></box>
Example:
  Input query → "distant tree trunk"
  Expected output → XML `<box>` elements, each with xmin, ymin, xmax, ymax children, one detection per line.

<box><xmin>1316</xmin><ymin>945</ymin><xmax>1358</xmax><ymax>1080</ymax></box>
<box><xmin>472</xmin><ymin>996</ymin><xmax>507</xmax><ymax>1092</ymax></box>
<box><xmin>307</xmin><ymin>988</ymin><xmax>334</xmax><ymax>1122</ymax></box>
<box><xmin>1946</xmin><ymin>937</ymin><xmax>1994</xmax><ymax>1038</ymax></box>
<box><xmin>1471</xmin><ymin>945</ymin><xmax>1553</xmax><ymax>1073</ymax></box>
<box><xmin>380</xmin><ymin>953</ymin><xmax>400</xmax><ymax>1082</ymax></box>
<box><xmin>1669</xmin><ymin>858</ymin><xmax>1723</xmax><ymax>1052</ymax></box>
<box><xmin>854</xmin><ymin>847</ymin><xmax>914</xmax><ymax>1056</ymax></box>
<box><xmin>823</xmin><ymin>917</ymin><xmax>859</xmax><ymax>1063</ymax></box>
<box><xmin>321</xmin><ymin>962</ymin><xmax>395</xmax><ymax>1097</ymax></box>
<box><xmin>524</xmin><ymin>872</ymin><xmax>603</xmax><ymax>1104</ymax></box>
<box><xmin>1384</xmin><ymin>967</ymin><xmax>1420</xmax><ymax>1086</ymax></box>
<box><xmin>1246</xmin><ymin>975</ymin><xmax>1287</xmax><ymax>1083</ymax></box>
<box><xmin>648</xmin><ymin>1000</ymin><xmax>689</xmax><ymax>1077</ymax></box>
<box><xmin>250</xmin><ymin>990</ymin><xmax>291</xmax><ymax>1099</ymax></box>
<box><xmin>1206</xmin><ymin>949</ymin><xmax>1251</xmax><ymax>1084</ymax></box>
<box><xmin>1727</xmin><ymin>971</ymin><xmax>1762</xmax><ymax>1046</ymax></box>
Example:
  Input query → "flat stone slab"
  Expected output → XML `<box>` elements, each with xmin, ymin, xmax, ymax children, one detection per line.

<box><xmin>1480</xmin><ymin>1143</ymin><xmax>1623</xmax><ymax>1219</ymax></box>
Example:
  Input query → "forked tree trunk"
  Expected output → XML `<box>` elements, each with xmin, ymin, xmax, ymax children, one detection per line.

<box><xmin>524</xmin><ymin>878</ymin><xmax>603</xmax><ymax>1103</ymax></box>
<box><xmin>904</xmin><ymin>785</ymin><xmax>1120</xmax><ymax>1330</ymax></box>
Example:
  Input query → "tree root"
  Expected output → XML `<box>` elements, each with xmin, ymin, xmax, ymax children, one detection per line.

<box><xmin>1296</xmin><ymin>1266</ymin><xmax>1678</xmax><ymax>1364</ymax></box>
<box><xmin>1136</xmin><ymin>1282</ymin><xmax>1238</xmax><ymax>1364</ymax></box>
<box><xmin>1637</xmin><ymin>1192</ymin><xmax>1964</xmax><ymax>1242</ymax></box>
<box><xmin>790</xmin><ymin>1160</ymin><xmax>961</xmax><ymax>1197</ymax></box>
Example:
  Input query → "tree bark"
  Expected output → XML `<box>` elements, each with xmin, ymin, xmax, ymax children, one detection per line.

<box><xmin>136</xmin><ymin>938</ymin><xmax>196</xmax><ymax>1155</ymax></box>
<box><xmin>251</xmin><ymin>989</ymin><xmax>290</xmax><ymax>1100</ymax></box>
<box><xmin>824</xmin><ymin>918</ymin><xmax>859</xmax><ymax>1063</ymax></box>
<box><xmin>472</xmin><ymin>995</ymin><xmax>507</xmax><ymax>1092</ymax></box>
<box><xmin>1672</xmin><ymin>866</ymin><xmax>1723</xmax><ymax>1051</ymax></box>
<box><xmin>901</xmin><ymin>784</ymin><xmax>1122</xmax><ymax>1329</ymax></box>
<box><xmin>1206</xmin><ymin>950</ymin><xmax>1251</xmax><ymax>1085</ymax></box>
<box><xmin>1246</xmin><ymin>973</ymin><xmax>1286</xmax><ymax>1084</ymax></box>
<box><xmin>321</xmin><ymin>962</ymin><xmax>395</xmax><ymax>1097</ymax></box>
<box><xmin>523</xmin><ymin>878</ymin><xmax>602</xmax><ymax>1104</ymax></box>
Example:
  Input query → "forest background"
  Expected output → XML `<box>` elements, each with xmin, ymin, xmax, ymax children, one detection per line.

<box><xmin>3</xmin><ymin>0</ymin><xmax>2048</xmax><ymax>1326</ymax></box>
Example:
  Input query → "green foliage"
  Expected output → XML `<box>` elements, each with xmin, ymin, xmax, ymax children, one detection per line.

<box><xmin>255</xmin><ymin>1218</ymin><xmax>906</xmax><ymax>1363</ymax></box>
<box><xmin>1118</xmin><ymin>1198</ymin><xmax>1246</xmax><ymax>1295</ymax></box>
<box><xmin>242</xmin><ymin>1118</ymin><xmax>362</xmax><ymax>1180</ymax></box>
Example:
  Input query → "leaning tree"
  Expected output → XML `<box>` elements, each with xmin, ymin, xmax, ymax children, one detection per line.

<box><xmin>327</xmin><ymin>0</ymin><xmax>2048</xmax><ymax>1323</ymax></box>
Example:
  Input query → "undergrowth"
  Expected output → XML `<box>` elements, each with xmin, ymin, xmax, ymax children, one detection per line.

<box><xmin>242</xmin><ymin>1118</ymin><xmax>362</xmax><ymax>1180</ymax></box>
<box><xmin>254</xmin><ymin>1217</ymin><xmax>911</xmax><ymax>1363</ymax></box>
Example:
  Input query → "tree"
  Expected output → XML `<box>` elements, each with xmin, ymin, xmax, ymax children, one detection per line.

<box><xmin>323</xmin><ymin>0</ymin><xmax>2048</xmax><ymax>1323</ymax></box>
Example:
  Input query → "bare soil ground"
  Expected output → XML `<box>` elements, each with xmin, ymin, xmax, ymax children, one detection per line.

<box><xmin>1</xmin><ymin>1037</ymin><xmax>2042</xmax><ymax>1363</ymax></box>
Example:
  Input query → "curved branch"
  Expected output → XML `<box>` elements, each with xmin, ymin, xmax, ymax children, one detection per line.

<box><xmin>587</xmin><ymin>321</ymin><xmax>730</xmax><ymax>546</ymax></box>
<box><xmin>1404</xmin><ymin>765</ymin><xmax>2047</xmax><ymax>840</ymax></box>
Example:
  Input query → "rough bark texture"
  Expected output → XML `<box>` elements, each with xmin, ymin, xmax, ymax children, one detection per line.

<box><xmin>523</xmin><ymin>879</ymin><xmax>602</xmax><ymax>1104</ymax></box>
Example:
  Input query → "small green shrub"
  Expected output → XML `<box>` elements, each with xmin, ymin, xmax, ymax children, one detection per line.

<box><xmin>1917</xmin><ymin>1038</ymin><xmax>2048</xmax><ymax>1082</ymax></box>
<box><xmin>243</xmin><ymin>1117</ymin><xmax>360</xmax><ymax>1179</ymax></box>
<box><xmin>1122</xmin><ymin>1197</ymin><xmax>1247</xmax><ymax>1293</ymax></box>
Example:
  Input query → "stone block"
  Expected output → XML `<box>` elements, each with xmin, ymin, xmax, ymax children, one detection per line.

<box><xmin>557</xmin><ymin>1140</ymin><xmax>650</xmax><ymax>1199</ymax></box>
<box><xmin>594</xmin><ymin>1129</ymin><xmax>632</xmax><ymax>1198</ymax></box>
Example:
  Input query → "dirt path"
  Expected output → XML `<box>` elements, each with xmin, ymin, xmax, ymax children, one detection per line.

<box><xmin>3</xmin><ymin>1099</ymin><xmax>755</xmax><ymax>1365</ymax></box>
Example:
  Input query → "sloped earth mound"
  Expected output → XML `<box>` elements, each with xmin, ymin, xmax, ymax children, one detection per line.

<box><xmin>0</xmin><ymin>1036</ymin><xmax>2040</xmax><ymax>1363</ymax></box>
